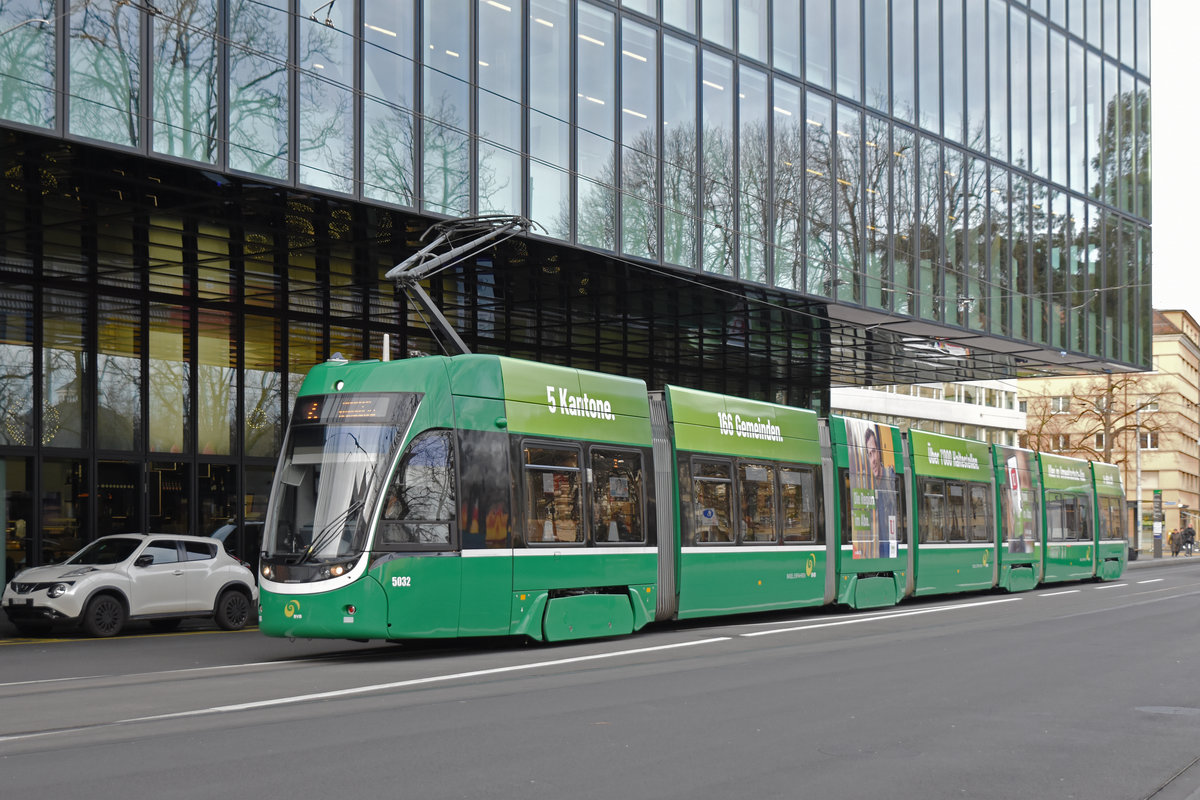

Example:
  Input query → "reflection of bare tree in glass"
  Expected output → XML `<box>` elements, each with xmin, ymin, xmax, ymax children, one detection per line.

<box><xmin>384</xmin><ymin>431</ymin><xmax>455</xmax><ymax>544</ymax></box>
<box><xmin>243</xmin><ymin>370</ymin><xmax>281</xmax><ymax>458</ymax></box>
<box><xmin>152</xmin><ymin>0</ymin><xmax>219</xmax><ymax>162</ymax></box>
<box><xmin>739</xmin><ymin>119</ymin><xmax>770</xmax><ymax>282</ymax></box>
<box><xmin>0</xmin><ymin>344</ymin><xmax>34</xmax><ymax>446</ymax></box>
<box><xmin>423</xmin><ymin>92</ymin><xmax>471</xmax><ymax>216</ymax></box>
<box><xmin>1093</xmin><ymin>89</ymin><xmax>1150</xmax><ymax>213</ymax></box>
<box><xmin>197</xmin><ymin>362</ymin><xmax>234</xmax><ymax>454</ymax></box>
<box><xmin>364</xmin><ymin>102</ymin><xmax>416</xmax><ymax>205</ymax></box>
<box><xmin>702</xmin><ymin>125</ymin><xmax>735</xmax><ymax>275</ymax></box>
<box><xmin>805</xmin><ymin>120</ymin><xmax>833</xmax><ymax>296</ymax></box>
<box><xmin>621</xmin><ymin>128</ymin><xmax>659</xmax><ymax>260</ymax></box>
<box><xmin>0</xmin><ymin>0</ymin><xmax>56</xmax><ymax>126</ymax></box>
<box><xmin>96</xmin><ymin>353</ymin><xmax>140</xmax><ymax>449</ymax></box>
<box><xmin>70</xmin><ymin>0</ymin><xmax>142</xmax><ymax>146</ymax></box>
<box><xmin>228</xmin><ymin>0</ymin><xmax>288</xmax><ymax>176</ymax></box>
<box><xmin>662</xmin><ymin>122</ymin><xmax>698</xmax><ymax>267</ymax></box>
<box><xmin>773</xmin><ymin>117</ymin><xmax>803</xmax><ymax>290</ymax></box>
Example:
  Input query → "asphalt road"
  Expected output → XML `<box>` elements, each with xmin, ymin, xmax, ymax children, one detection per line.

<box><xmin>2</xmin><ymin>557</ymin><xmax>1199</xmax><ymax>800</ymax></box>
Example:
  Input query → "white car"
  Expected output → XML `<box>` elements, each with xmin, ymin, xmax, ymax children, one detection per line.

<box><xmin>2</xmin><ymin>534</ymin><xmax>259</xmax><ymax>637</ymax></box>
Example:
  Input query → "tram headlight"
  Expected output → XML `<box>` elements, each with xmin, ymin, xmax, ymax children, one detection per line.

<box><xmin>327</xmin><ymin>560</ymin><xmax>357</xmax><ymax>578</ymax></box>
<box><xmin>261</xmin><ymin>564</ymin><xmax>274</xmax><ymax>580</ymax></box>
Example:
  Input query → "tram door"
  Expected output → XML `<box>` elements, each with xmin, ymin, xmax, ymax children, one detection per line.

<box><xmin>377</xmin><ymin>429</ymin><xmax>463</xmax><ymax>638</ymax></box>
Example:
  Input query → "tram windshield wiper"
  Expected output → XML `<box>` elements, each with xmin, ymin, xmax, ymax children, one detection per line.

<box><xmin>297</xmin><ymin>500</ymin><xmax>365</xmax><ymax>565</ymax></box>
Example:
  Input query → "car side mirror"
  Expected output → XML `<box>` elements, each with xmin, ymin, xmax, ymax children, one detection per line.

<box><xmin>134</xmin><ymin>554</ymin><xmax>154</xmax><ymax>568</ymax></box>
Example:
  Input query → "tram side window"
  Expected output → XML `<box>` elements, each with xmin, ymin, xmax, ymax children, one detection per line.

<box><xmin>920</xmin><ymin>479</ymin><xmax>946</xmax><ymax>543</ymax></box>
<box><xmin>524</xmin><ymin>445</ymin><xmax>583</xmax><ymax>544</ymax></box>
<box><xmin>1047</xmin><ymin>492</ymin><xmax>1091</xmax><ymax>540</ymax></box>
<box><xmin>968</xmin><ymin>485</ymin><xmax>992</xmax><ymax>542</ymax></box>
<box><xmin>946</xmin><ymin>483</ymin><xmax>967</xmax><ymax>541</ymax></box>
<box><xmin>693</xmin><ymin>460</ymin><xmax>734</xmax><ymax>543</ymax></box>
<box><xmin>781</xmin><ymin>466</ymin><xmax>819</xmax><ymax>543</ymax></box>
<box><xmin>1100</xmin><ymin>497</ymin><xmax>1124</xmax><ymax>540</ymax></box>
<box><xmin>740</xmin><ymin>463</ymin><xmax>777</xmax><ymax>544</ymax></box>
<box><xmin>378</xmin><ymin>429</ymin><xmax>456</xmax><ymax>548</ymax></box>
<box><xmin>1001</xmin><ymin>486</ymin><xmax>1039</xmax><ymax>553</ymax></box>
<box><xmin>591</xmin><ymin>449</ymin><xmax>645</xmax><ymax>543</ymax></box>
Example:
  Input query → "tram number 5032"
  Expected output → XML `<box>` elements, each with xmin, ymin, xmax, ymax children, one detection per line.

<box><xmin>391</xmin><ymin>576</ymin><xmax>412</xmax><ymax>588</ymax></box>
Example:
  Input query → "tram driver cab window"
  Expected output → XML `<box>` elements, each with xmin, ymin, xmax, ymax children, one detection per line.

<box><xmin>377</xmin><ymin>430</ymin><xmax>456</xmax><ymax>548</ymax></box>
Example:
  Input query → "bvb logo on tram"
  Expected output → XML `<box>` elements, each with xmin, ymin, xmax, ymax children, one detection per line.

<box><xmin>805</xmin><ymin>553</ymin><xmax>817</xmax><ymax>577</ymax></box>
<box><xmin>284</xmin><ymin>599</ymin><xmax>302</xmax><ymax>619</ymax></box>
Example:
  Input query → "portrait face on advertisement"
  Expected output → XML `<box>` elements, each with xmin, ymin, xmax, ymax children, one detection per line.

<box><xmin>865</xmin><ymin>427</ymin><xmax>882</xmax><ymax>479</ymax></box>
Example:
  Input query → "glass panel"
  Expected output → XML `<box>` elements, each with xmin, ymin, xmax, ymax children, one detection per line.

<box><xmin>864</xmin><ymin>0</ymin><xmax>888</xmax><ymax>113</ymax></box>
<box><xmin>1011</xmin><ymin>8</ymin><xmax>1029</xmax><ymax>170</ymax></box>
<box><xmin>621</xmin><ymin>19</ymin><xmax>659</xmax><ymax>260</ymax></box>
<box><xmin>773</xmin><ymin>0</ymin><xmax>801</xmax><ymax>76</ymax></box>
<box><xmin>738</xmin><ymin>0</ymin><xmax>766</xmax><ymax>61</ymax></box>
<box><xmin>591</xmin><ymin>450</ymin><xmax>644</xmax><ymax>543</ymax></box>
<box><xmin>149</xmin><ymin>461</ymin><xmax>190</xmax><ymax>534</ymax></box>
<box><xmin>423</xmin><ymin>0</ymin><xmax>470</xmax><ymax>215</ymax></box>
<box><xmin>701</xmin><ymin>0</ymin><xmax>732</xmax><ymax>49</ymax></box>
<box><xmin>97</xmin><ymin>299</ymin><xmax>142</xmax><ymax>451</ymax></box>
<box><xmin>477</xmin><ymin>0</ymin><xmax>521</xmax><ymax>215</ymax></box>
<box><xmin>693</xmin><ymin>460</ymin><xmax>733</xmax><ymax>543</ymax></box>
<box><xmin>864</xmin><ymin>116</ymin><xmax>889</xmax><ymax>309</ymax></box>
<box><xmin>662</xmin><ymin>36</ymin><xmax>697</xmax><ymax>267</ymax></box>
<box><xmin>780</xmin><ymin>467</ymin><xmax>818</xmax><ymax>543</ymax></box>
<box><xmin>244</xmin><ymin>315</ymin><xmax>282</xmax><ymax>458</ymax></box>
<box><xmin>42</xmin><ymin>459</ymin><xmax>87</xmax><ymax>564</ymax></box>
<box><xmin>947</xmin><ymin>483</ymin><xmax>967</xmax><ymax>541</ymax></box>
<box><xmin>917</xmin><ymin>0</ymin><xmax>939</xmax><ymax>133</ymax></box>
<box><xmin>1</xmin><ymin>457</ymin><xmax>33</xmax><ymax>581</ymax></box>
<box><xmin>198</xmin><ymin>463</ymin><xmax>237</xmax><ymax>541</ymax></box>
<box><xmin>1030</xmin><ymin>19</ymin><xmax>1048</xmax><ymax>179</ymax></box>
<box><xmin>198</xmin><ymin>224</ymin><xmax>232</xmax><ymax>301</ymax></box>
<box><xmin>70</xmin><ymin>0</ymin><xmax>140</xmax><ymax>146</ymax></box>
<box><xmin>0</xmin><ymin>3</ymin><xmax>55</xmax><ymax>128</ymax></box>
<box><xmin>364</xmin><ymin>0</ymin><xmax>417</xmax><ymax>207</ymax></box>
<box><xmin>892</xmin><ymin>0</ymin><xmax>915</xmax><ymax>123</ymax></box>
<box><xmin>805</xmin><ymin>0</ymin><xmax>831</xmax><ymax>89</ymax></box>
<box><xmin>0</xmin><ymin>286</ymin><xmax>34</xmax><ymax>447</ymax></box>
<box><xmin>920</xmin><ymin>479</ymin><xmax>945</xmax><ymax>542</ymax></box>
<box><xmin>804</xmin><ymin>92</ymin><xmax>833</xmax><ymax>296</ymax></box>
<box><xmin>524</xmin><ymin>445</ymin><xmax>582</xmax><ymax>543</ymax></box>
<box><xmin>964</xmin><ymin>155</ymin><xmax>986</xmax><ymax>330</ymax></box>
<box><xmin>529</xmin><ymin>0</ymin><xmax>570</xmax><ymax>240</ymax></box>
<box><xmin>966</xmin><ymin>0</ymin><xmax>986</xmax><ymax>152</ymax></box>
<box><xmin>153</xmin><ymin>0</ymin><xmax>218</xmax><ymax>162</ymax></box>
<box><xmin>773</xmin><ymin>78</ymin><xmax>802</xmax><ymax>291</ymax></box>
<box><xmin>1135</xmin><ymin>0</ymin><xmax>1149</xmax><ymax>76</ymax></box>
<box><xmin>701</xmin><ymin>51</ymin><xmax>734</xmax><ymax>275</ymax></box>
<box><xmin>1068</xmin><ymin>40</ymin><xmax>1085</xmax><ymax>194</ymax></box>
<box><xmin>916</xmin><ymin>136</ymin><xmax>941</xmax><ymax>320</ymax></box>
<box><xmin>988</xmin><ymin>0</ymin><xmax>1008</xmax><ymax>161</ymax></box>
<box><xmin>835</xmin><ymin>0</ymin><xmax>860</xmax><ymax>102</ymax></box>
<box><xmin>1012</xmin><ymin>174</ymin><xmax>1030</xmax><ymax>341</ymax></box>
<box><xmin>576</xmin><ymin>2</ymin><xmax>616</xmax><ymax>251</ymax></box>
<box><xmin>43</xmin><ymin>290</ymin><xmax>86</xmax><ymax>449</ymax></box>
<box><xmin>738</xmin><ymin>65</ymin><xmax>768</xmax><ymax>282</ymax></box>
<box><xmin>989</xmin><ymin>167</ymin><xmax>1011</xmax><ymax>336</ymax></box>
<box><xmin>1135</xmin><ymin>78</ymin><xmax>1149</xmax><ymax>220</ymax></box>
<box><xmin>663</xmin><ymin>0</ymin><xmax>697</xmax><ymax>33</ymax></box>
<box><xmin>150</xmin><ymin>303</ymin><xmax>189</xmax><ymax>454</ymax></box>
<box><xmin>1049</xmin><ymin>30</ymin><xmax>1067</xmax><ymax>187</ymax></box>
<box><xmin>739</xmin><ymin>462</ymin><xmax>776</xmax><ymax>543</ymax></box>
<box><xmin>835</xmin><ymin>103</ymin><xmax>862</xmax><ymax>303</ymax></box>
<box><xmin>97</xmin><ymin>460</ymin><xmax>139</xmax><ymax>536</ymax></box>
<box><xmin>944</xmin><ymin>148</ymin><xmax>964</xmax><ymax>325</ymax></box>
<box><xmin>229</xmin><ymin>0</ymin><xmax>289</xmax><ymax>178</ymax></box>
<box><xmin>1087</xmin><ymin>0</ymin><xmax>1100</xmax><ymax>45</ymax></box>
<box><xmin>380</xmin><ymin>430</ymin><xmax>456</xmax><ymax>546</ymax></box>
<box><xmin>892</xmin><ymin>127</ymin><xmax>916</xmax><ymax>315</ymax></box>
<box><xmin>943</xmin><ymin>0</ymin><xmax>963</xmax><ymax>142</ymax></box>
<box><xmin>196</xmin><ymin>311</ymin><xmax>234</xmax><ymax>456</ymax></box>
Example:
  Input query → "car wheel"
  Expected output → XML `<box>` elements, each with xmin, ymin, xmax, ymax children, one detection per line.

<box><xmin>12</xmin><ymin>621</ymin><xmax>53</xmax><ymax>637</ymax></box>
<box><xmin>149</xmin><ymin>618</ymin><xmax>182</xmax><ymax>633</ymax></box>
<box><xmin>82</xmin><ymin>594</ymin><xmax>126</xmax><ymax>637</ymax></box>
<box><xmin>214</xmin><ymin>588</ymin><xmax>251</xmax><ymax>631</ymax></box>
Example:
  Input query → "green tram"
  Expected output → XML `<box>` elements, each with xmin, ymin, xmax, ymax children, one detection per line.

<box><xmin>258</xmin><ymin>354</ymin><xmax>1127</xmax><ymax>643</ymax></box>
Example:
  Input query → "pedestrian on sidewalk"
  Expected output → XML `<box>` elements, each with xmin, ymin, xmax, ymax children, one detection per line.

<box><xmin>1169</xmin><ymin>528</ymin><xmax>1181</xmax><ymax>557</ymax></box>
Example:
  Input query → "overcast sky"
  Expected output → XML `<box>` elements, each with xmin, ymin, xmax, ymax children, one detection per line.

<box><xmin>1150</xmin><ymin>1</ymin><xmax>1200</xmax><ymax>317</ymax></box>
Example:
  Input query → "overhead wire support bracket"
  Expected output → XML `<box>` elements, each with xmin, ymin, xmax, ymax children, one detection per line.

<box><xmin>385</xmin><ymin>215</ymin><xmax>537</xmax><ymax>356</ymax></box>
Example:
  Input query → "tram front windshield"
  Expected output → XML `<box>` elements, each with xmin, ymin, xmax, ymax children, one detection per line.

<box><xmin>265</xmin><ymin>393</ymin><xmax>418</xmax><ymax>562</ymax></box>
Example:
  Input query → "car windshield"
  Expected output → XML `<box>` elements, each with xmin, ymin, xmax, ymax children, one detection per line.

<box><xmin>66</xmin><ymin>537</ymin><xmax>143</xmax><ymax>565</ymax></box>
<box><xmin>264</xmin><ymin>394</ymin><xmax>418</xmax><ymax>561</ymax></box>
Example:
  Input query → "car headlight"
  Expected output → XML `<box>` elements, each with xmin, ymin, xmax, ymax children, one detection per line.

<box><xmin>47</xmin><ymin>582</ymin><xmax>73</xmax><ymax>599</ymax></box>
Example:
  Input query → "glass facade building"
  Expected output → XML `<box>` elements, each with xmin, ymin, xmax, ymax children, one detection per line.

<box><xmin>0</xmin><ymin>0</ymin><xmax>1150</xmax><ymax>575</ymax></box>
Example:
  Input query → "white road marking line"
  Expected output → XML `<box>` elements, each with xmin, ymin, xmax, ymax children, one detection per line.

<box><xmin>1137</xmin><ymin>578</ymin><xmax>1164</xmax><ymax>584</ymax></box>
<box><xmin>0</xmin><ymin>637</ymin><xmax>732</xmax><ymax>742</ymax></box>
<box><xmin>739</xmin><ymin>597</ymin><xmax>1021</xmax><ymax>638</ymax></box>
<box><xmin>1094</xmin><ymin>583</ymin><xmax>1128</xmax><ymax>590</ymax></box>
<box><xmin>1039</xmin><ymin>590</ymin><xmax>1081</xmax><ymax>597</ymax></box>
